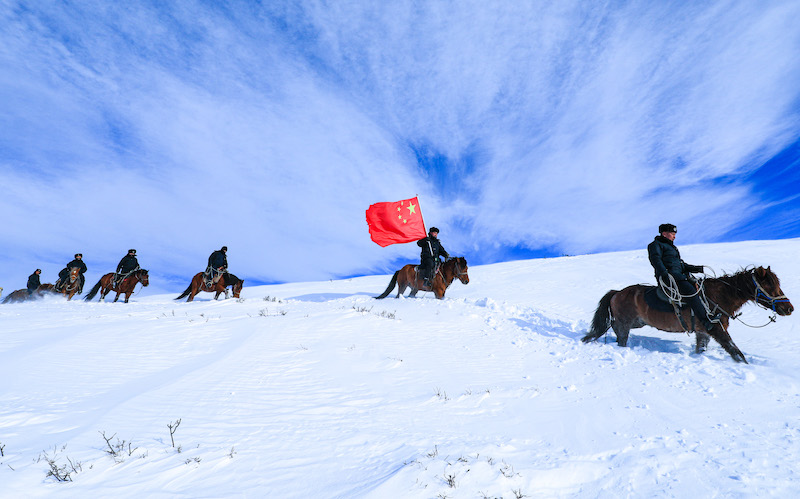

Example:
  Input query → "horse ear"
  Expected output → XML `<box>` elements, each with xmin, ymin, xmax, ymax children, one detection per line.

<box><xmin>757</xmin><ymin>266</ymin><xmax>766</xmax><ymax>277</ymax></box>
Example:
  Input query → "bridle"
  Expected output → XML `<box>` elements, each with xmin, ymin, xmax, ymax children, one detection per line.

<box><xmin>64</xmin><ymin>268</ymin><xmax>80</xmax><ymax>291</ymax></box>
<box><xmin>453</xmin><ymin>258</ymin><xmax>469</xmax><ymax>282</ymax></box>
<box><xmin>752</xmin><ymin>273</ymin><xmax>790</xmax><ymax>312</ymax></box>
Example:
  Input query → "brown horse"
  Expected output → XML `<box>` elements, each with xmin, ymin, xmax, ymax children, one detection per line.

<box><xmin>175</xmin><ymin>272</ymin><xmax>244</xmax><ymax>302</ymax></box>
<box><xmin>2</xmin><ymin>284</ymin><xmax>57</xmax><ymax>304</ymax></box>
<box><xmin>582</xmin><ymin>266</ymin><xmax>793</xmax><ymax>363</ymax></box>
<box><xmin>375</xmin><ymin>257</ymin><xmax>469</xmax><ymax>299</ymax></box>
<box><xmin>55</xmin><ymin>267</ymin><xmax>82</xmax><ymax>301</ymax></box>
<box><xmin>84</xmin><ymin>268</ymin><xmax>150</xmax><ymax>303</ymax></box>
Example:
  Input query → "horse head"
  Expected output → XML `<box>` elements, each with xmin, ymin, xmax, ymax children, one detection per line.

<box><xmin>451</xmin><ymin>256</ymin><xmax>469</xmax><ymax>285</ymax></box>
<box><xmin>753</xmin><ymin>266</ymin><xmax>793</xmax><ymax>316</ymax></box>
<box><xmin>68</xmin><ymin>267</ymin><xmax>81</xmax><ymax>282</ymax></box>
<box><xmin>137</xmin><ymin>269</ymin><xmax>150</xmax><ymax>287</ymax></box>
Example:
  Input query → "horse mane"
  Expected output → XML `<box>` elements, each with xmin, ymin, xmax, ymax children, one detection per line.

<box><xmin>711</xmin><ymin>266</ymin><xmax>775</xmax><ymax>299</ymax></box>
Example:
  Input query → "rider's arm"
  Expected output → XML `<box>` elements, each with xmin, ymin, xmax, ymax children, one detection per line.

<box><xmin>647</xmin><ymin>242</ymin><xmax>669</xmax><ymax>279</ymax></box>
<box><xmin>683</xmin><ymin>262</ymin><xmax>704</xmax><ymax>274</ymax></box>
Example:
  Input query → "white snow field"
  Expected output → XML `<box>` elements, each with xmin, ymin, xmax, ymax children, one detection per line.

<box><xmin>1</xmin><ymin>238</ymin><xmax>799</xmax><ymax>498</ymax></box>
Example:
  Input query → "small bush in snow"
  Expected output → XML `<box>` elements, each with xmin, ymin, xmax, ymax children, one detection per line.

<box><xmin>39</xmin><ymin>445</ymin><xmax>83</xmax><ymax>482</ymax></box>
<box><xmin>100</xmin><ymin>431</ymin><xmax>138</xmax><ymax>463</ymax></box>
<box><xmin>168</xmin><ymin>419</ymin><xmax>181</xmax><ymax>448</ymax></box>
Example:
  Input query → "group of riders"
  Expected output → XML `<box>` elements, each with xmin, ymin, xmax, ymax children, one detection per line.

<box><xmin>14</xmin><ymin>223</ymin><xmax>713</xmax><ymax>317</ymax></box>
<box><xmin>19</xmin><ymin>246</ymin><xmax>231</xmax><ymax>298</ymax></box>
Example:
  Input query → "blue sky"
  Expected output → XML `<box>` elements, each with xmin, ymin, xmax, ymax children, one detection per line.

<box><xmin>2</xmin><ymin>0</ymin><xmax>800</xmax><ymax>291</ymax></box>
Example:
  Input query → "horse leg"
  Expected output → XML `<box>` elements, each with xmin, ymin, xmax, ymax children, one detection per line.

<box><xmin>706</xmin><ymin>325</ymin><xmax>748</xmax><ymax>363</ymax></box>
<box><xmin>396</xmin><ymin>282</ymin><xmax>407</xmax><ymax>298</ymax></box>
<box><xmin>113</xmin><ymin>291</ymin><xmax>121</xmax><ymax>302</ymax></box>
<box><xmin>612</xmin><ymin>321</ymin><xmax>630</xmax><ymax>347</ymax></box>
<box><xmin>695</xmin><ymin>332</ymin><xmax>711</xmax><ymax>354</ymax></box>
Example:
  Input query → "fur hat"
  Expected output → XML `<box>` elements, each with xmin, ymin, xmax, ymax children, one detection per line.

<box><xmin>658</xmin><ymin>223</ymin><xmax>677</xmax><ymax>234</ymax></box>
<box><xmin>428</xmin><ymin>227</ymin><xmax>439</xmax><ymax>234</ymax></box>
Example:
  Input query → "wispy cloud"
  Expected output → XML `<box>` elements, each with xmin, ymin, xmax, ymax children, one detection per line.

<box><xmin>1</xmin><ymin>1</ymin><xmax>799</xmax><ymax>290</ymax></box>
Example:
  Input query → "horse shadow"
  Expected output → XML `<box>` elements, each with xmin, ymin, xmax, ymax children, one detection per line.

<box><xmin>289</xmin><ymin>292</ymin><xmax>376</xmax><ymax>302</ymax></box>
<box><xmin>508</xmin><ymin>315</ymin><xmax>687</xmax><ymax>356</ymax></box>
<box><xmin>609</xmin><ymin>332</ymin><xmax>686</xmax><ymax>355</ymax></box>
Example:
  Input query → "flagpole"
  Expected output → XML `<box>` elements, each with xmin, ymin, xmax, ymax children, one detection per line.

<box><xmin>417</xmin><ymin>193</ymin><xmax>427</xmax><ymax>234</ymax></box>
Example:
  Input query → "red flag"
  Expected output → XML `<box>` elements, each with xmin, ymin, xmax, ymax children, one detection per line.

<box><xmin>366</xmin><ymin>196</ymin><xmax>427</xmax><ymax>247</ymax></box>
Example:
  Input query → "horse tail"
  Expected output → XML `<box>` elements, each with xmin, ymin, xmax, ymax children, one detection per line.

<box><xmin>374</xmin><ymin>271</ymin><xmax>399</xmax><ymax>299</ymax></box>
<box><xmin>582</xmin><ymin>289</ymin><xmax>618</xmax><ymax>343</ymax></box>
<box><xmin>2</xmin><ymin>294</ymin><xmax>11</xmax><ymax>304</ymax></box>
<box><xmin>175</xmin><ymin>284</ymin><xmax>192</xmax><ymax>300</ymax></box>
<box><xmin>84</xmin><ymin>279</ymin><xmax>103</xmax><ymax>301</ymax></box>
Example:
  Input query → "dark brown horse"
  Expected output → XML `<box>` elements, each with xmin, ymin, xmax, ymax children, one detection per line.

<box><xmin>175</xmin><ymin>272</ymin><xmax>244</xmax><ymax>302</ymax></box>
<box><xmin>2</xmin><ymin>284</ymin><xmax>57</xmax><ymax>304</ymax></box>
<box><xmin>84</xmin><ymin>268</ymin><xmax>150</xmax><ymax>303</ymax></box>
<box><xmin>582</xmin><ymin>266</ymin><xmax>793</xmax><ymax>363</ymax></box>
<box><xmin>55</xmin><ymin>267</ymin><xmax>82</xmax><ymax>301</ymax></box>
<box><xmin>375</xmin><ymin>257</ymin><xmax>469</xmax><ymax>299</ymax></box>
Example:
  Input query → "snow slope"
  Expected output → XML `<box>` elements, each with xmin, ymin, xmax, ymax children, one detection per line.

<box><xmin>1</xmin><ymin>239</ymin><xmax>799</xmax><ymax>498</ymax></box>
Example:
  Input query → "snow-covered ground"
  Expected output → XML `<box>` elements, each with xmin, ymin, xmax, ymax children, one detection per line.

<box><xmin>1</xmin><ymin>238</ymin><xmax>799</xmax><ymax>498</ymax></box>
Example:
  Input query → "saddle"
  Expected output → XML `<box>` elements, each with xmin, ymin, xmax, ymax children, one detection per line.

<box><xmin>203</xmin><ymin>269</ymin><xmax>223</xmax><ymax>288</ymax></box>
<box><xmin>414</xmin><ymin>261</ymin><xmax>441</xmax><ymax>289</ymax></box>
<box><xmin>643</xmin><ymin>285</ymin><xmax>686</xmax><ymax>313</ymax></box>
<box><xmin>643</xmin><ymin>285</ymin><xmax>702</xmax><ymax>332</ymax></box>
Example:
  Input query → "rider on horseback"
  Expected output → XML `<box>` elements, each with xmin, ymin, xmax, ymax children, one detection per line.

<box><xmin>115</xmin><ymin>249</ymin><xmax>140</xmax><ymax>286</ymax></box>
<box><xmin>648</xmin><ymin>223</ymin><xmax>720</xmax><ymax>332</ymax></box>
<box><xmin>206</xmin><ymin>246</ymin><xmax>228</xmax><ymax>285</ymax></box>
<box><xmin>417</xmin><ymin>227</ymin><xmax>449</xmax><ymax>288</ymax></box>
<box><xmin>57</xmin><ymin>253</ymin><xmax>87</xmax><ymax>293</ymax></box>
<box><xmin>27</xmin><ymin>269</ymin><xmax>42</xmax><ymax>295</ymax></box>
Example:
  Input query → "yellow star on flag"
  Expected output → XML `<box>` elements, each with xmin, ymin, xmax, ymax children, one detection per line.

<box><xmin>406</xmin><ymin>202</ymin><xmax>416</xmax><ymax>215</ymax></box>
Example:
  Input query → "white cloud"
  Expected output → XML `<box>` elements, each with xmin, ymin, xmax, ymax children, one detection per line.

<box><xmin>1</xmin><ymin>1</ymin><xmax>799</xmax><ymax>290</ymax></box>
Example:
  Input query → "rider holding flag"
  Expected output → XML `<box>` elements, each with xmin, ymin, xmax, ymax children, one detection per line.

<box><xmin>417</xmin><ymin>227</ymin><xmax>449</xmax><ymax>288</ymax></box>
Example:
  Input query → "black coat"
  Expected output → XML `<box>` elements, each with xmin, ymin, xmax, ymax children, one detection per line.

<box><xmin>417</xmin><ymin>236</ymin><xmax>449</xmax><ymax>262</ymax></box>
<box><xmin>117</xmin><ymin>254</ymin><xmax>139</xmax><ymax>274</ymax></box>
<box><xmin>65</xmin><ymin>258</ymin><xmax>87</xmax><ymax>274</ymax></box>
<box><xmin>27</xmin><ymin>272</ymin><xmax>41</xmax><ymax>292</ymax></box>
<box><xmin>208</xmin><ymin>250</ymin><xmax>228</xmax><ymax>270</ymax></box>
<box><xmin>647</xmin><ymin>235</ymin><xmax>703</xmax><ymax>281</ymax></box>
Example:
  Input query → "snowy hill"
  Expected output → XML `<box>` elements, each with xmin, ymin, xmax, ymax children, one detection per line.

<box><xmin>1</xmin><ymin>238</ymin><xmax>799</xmax><ymax>497</ymax></box>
